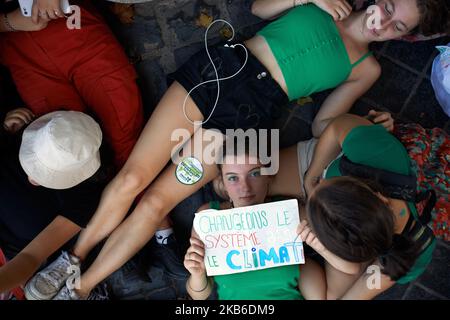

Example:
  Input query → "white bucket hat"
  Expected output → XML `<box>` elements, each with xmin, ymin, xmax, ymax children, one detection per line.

<box><xmin>19</xmin><ymin>111</ymin><xmax>103</xmax><ymax>190</ymax></box>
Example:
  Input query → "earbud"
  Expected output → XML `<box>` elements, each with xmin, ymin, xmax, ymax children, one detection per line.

<box><xmin>184</xmin><ymin>19</ymin><xmax>248</xmax><ymax>126</ymax></box>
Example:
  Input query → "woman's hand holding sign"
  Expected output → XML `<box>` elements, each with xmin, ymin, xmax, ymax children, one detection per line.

<box><xmin>184</xmin><ymin>236</ymin><xmax>207</xmax><ymax>276</ymax></box>
<box><xmin>184</xmin><ymin>234</ymin><xmax>213</xmax><ymax>299</ymax></box>
<box><xmin>297</xmin><ymin>221</ymin><xmax>326</xmax><ymax>254</ymax></box>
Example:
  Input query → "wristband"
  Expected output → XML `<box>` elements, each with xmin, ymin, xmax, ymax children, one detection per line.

<box><xmin>187</xmin><ymin>276</ymin><xmax>209</xmax><ymax>292</ymax></box>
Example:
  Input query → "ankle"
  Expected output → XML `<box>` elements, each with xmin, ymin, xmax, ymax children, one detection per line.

<box><xmin>67</xmin><ymin>251</ymin><xmax>81</xmax><ymax>264</ymax></box>
<box><xmin>71</xmin><ymin>248</ymin><xmax>87</xmax><ymax>262</ymax></box>
<box><xmin>74</xmin><ymin>286</ymin><xmax>91</xmax><ymax>300</ymax></box>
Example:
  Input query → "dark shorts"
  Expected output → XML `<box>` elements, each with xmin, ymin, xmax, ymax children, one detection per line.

<box><xmin>168</xmin><ymin>42</ymin><xmax>289</xmax><ymax>133</ymax></box>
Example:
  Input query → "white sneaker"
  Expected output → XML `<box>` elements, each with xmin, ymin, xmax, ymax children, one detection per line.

<box><xmin>52</xmin><ymin>285</ymin><xmax>81</xmax><ymax>300</ymax></box>
<box><xmin>24</xmin><ymin>251</ymin><xmax>80</xmax><ymax>300</ymax></box>
<box><xmin>53</xmin><ymin>283</ymin><xmax>109</xmax><ymax>300</ymax></box>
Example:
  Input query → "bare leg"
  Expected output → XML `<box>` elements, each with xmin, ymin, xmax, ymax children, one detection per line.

<box><xmin>72</xmin><ymin>81</ymin><xmax>203</xmax><ymax>260</ymax></box>
<box><xmin>157</xmin><ymin>217</ymin><xmax>172</xmax><ymax>230</ymax></box>
<box><xmin>76</xmin><ymin>129</ymin><xmax>224</xmax><ymax>297</ymax></box>
<box><xmin>299</xmin><ymin>258</ymin><xmax>327</xmax><ymax>300</ymax></box>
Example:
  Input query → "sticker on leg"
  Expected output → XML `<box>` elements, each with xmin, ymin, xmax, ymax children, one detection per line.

<box><xmin>175</xmin><ymin>157</ymin><xmax>204</xmax><ymax>185</ymax></box>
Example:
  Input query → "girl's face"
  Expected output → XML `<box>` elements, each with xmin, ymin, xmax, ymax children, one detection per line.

<box><xmin>221</xmin><ymin>154</ymin><xmax>271</xmax><ymax>208</ymax></box>
<box><xmin>362</xmin><ymin>0</ymin><xmax>420</xmax><ymax>42</ymax></box>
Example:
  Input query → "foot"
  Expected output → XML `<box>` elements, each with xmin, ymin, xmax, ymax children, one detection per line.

<box><xmin>24</xmin><ymin>251</ymin><xmax>80</xmax><ymax>300</ymax></box>
<box><xmin>53</xmin><ymin>283</ymin><xmax>109</xmax><ymax>300</ymax></box>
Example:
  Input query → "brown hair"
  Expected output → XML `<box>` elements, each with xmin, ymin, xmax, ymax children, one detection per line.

<box><xmin>413</xmin><ymin>0</ymin><xmax>449</xmax><ymax>36</ymax></box>
<box><xmin>217</xmin><ymin>134</ymin><xmax>272</xmax><ymax>172</ymax></box>
<box><xmin>306</xmin><ymin>176</ymin><xmax>421</xmax><ymax>281</ymax></box>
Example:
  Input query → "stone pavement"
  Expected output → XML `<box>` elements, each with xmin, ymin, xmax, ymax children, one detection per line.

<box><xmin>95</xmin><ymin>0</ymin><xmax>450</xmax><ymax>300</ymax></box>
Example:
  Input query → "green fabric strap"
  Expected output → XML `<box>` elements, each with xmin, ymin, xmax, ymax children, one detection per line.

<box><xmin>351</xmin><ymin>51</ymin><xmax>373</xmax><ymax>68</ymax></box>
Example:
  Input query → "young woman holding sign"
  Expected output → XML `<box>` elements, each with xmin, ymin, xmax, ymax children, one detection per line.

<box><xmin>183</xmin><ymin>140</ymin><xmax>359</xmax><ymax>300</ymax></box>
<box><xmin>25</xmin><ymin>0</ymin><xmax>448</xmax><ymax>299</ymax></box>
<box><xmin>183</xmin><ymin>140</ymin><xmax>303</xmax><ymax>300</ymax></box>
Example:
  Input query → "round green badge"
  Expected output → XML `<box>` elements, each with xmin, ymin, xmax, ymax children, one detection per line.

<box><xmin>175</xmin><ymin>157</ymin><xmax>204</xmax><ymax>185</ymax></box>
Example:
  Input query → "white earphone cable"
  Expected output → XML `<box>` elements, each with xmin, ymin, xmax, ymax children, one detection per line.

<box><xmin>182</xmin><ymin>19</ymin><xmax>248</xmax><ymax>126</ymax></box>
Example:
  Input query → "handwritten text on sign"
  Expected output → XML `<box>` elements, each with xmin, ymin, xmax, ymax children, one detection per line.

<box><xmin>193</xmin><ymin>199</ymin><xmax>304</xmax><ymax>276</ymax></box>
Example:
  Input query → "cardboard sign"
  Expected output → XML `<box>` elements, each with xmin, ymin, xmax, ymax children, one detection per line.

<box><xmin>193</xmin><ymin>199</ymin><xmax>304</xmax><ymax>276</ymax></box>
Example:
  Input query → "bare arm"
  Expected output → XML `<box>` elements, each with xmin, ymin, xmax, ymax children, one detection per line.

<box><xmin>251</xmin><ymin>0</ymin><xmax>299</xmax><ymax>20</ymax></box>
<box><xmin>340</xmin><ymin>261</ymin><xmax>395</xmax><ymax>300</ymax></box>
<box><xmin>319</xmin><ymin>249</ymin><xmax>361</xmax><ymax>275</ymax></box>
<box><xmin>186</xmin><ymin>274</ymin><xmax>214</xmax><ymax>300</ymax></box>
<box><xmin>304</xmin><ymin>114</ymin><xmax>373</xmax><ymax>195</ymax></box>
<box><xmin>251</xmin><ymin>0</ymin><xmax>352</xmax><ymax>21</ymax></box>
<box><xmin>312</xmin><ymin>60</ymin><xmax>381</xmax><ymax>137</ymax></box>
<box><xmin>0</xmin><ymin>216</ymin><xmax>80</xmax><ymax>292</ymax></box>
<box><xmin>184</xmin><ymin>232</ymin><xmax>214</xmax><ymax>300</ymax></box>
<box><xmin>0</xmin><ymin>8</ymin><xmax>48</xmax><ymax>32</ymax></box>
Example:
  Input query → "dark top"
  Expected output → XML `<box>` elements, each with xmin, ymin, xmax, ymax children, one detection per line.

<box><xmin>0</xmin><ymin>127</ymin><xmax>112</xmax><ymax>253</ymax></box>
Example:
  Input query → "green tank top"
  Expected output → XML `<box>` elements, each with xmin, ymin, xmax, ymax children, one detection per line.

<box><xmin>208</xmin><ymin>200</ymin><xmax>303</xmax><ymax>300</ymax></box>
<box><xmin>257</xmin><ymin>4</ymin><xmax>372</xmax><ymax>101</ymax></box>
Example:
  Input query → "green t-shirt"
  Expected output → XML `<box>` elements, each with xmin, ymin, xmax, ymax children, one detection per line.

<box><xmin>324</xmin><ymin>125</ymin><xmax>436</xmax><ymax>284</ymax></box>
<box><xmin>208</xmin><ymin>199</ymin><xmax>303</xmax><ymax>300</ymax></box>
<box><xmin>214</xmin><ymin>264</ymin><xmax>302</xmax><ymax>300</ymax></box>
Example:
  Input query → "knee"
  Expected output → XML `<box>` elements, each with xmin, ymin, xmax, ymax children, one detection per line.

<box><xmin>114</xmin><ymin>167</ymin><xmax>148</xmax><ymax>196</ymax></box>
<box><xmin>138</xmin><ymin>190</ymin><xmax>170</xmax><ymax>221</ymax></box>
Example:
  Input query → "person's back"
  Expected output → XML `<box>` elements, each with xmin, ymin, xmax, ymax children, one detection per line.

<box><xmin>0</xmin><ymin>110</ymin><xmax>111</xmax><ymax>298</ymax></box>
<box><xmin>0</xmin><ymin>128</ymin><xmax>111</xmax><ymax>257</ymax></box>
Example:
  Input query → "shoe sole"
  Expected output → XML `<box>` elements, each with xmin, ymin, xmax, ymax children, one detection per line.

<box><xmin>24</xmin><ymin>277</ymin><xmax>58</xmax><ymax>300</ymax></box>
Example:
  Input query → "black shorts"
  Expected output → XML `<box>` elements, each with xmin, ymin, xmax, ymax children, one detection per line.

<box><xmin>168</xmin><ymin>42</ymin><xmax>289</xmax><ymax>133</ymax></box>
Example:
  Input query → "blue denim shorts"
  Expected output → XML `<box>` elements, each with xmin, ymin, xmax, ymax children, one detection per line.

<box><xmin>168</xmin><ymin>42</ymin><xmax>289</xmax><ymax>133</ymax></box>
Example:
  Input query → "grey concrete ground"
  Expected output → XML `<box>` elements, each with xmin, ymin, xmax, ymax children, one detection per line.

<box><xmin>96</xmin><ymin>0</ymin><xmax>449</xmax><ymax>300</ymax></box>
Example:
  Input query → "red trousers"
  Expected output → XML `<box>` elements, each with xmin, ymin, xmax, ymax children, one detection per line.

<box><xmin>0</xmin><ymin>1</ymin><xmax>144</xmax><ymax>168</ymax></box>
